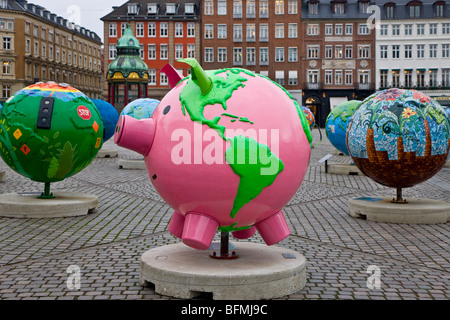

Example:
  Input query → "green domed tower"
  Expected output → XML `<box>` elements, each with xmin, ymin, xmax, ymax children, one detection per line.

<box><xmin>107</xmin><ymin>24</ymin><xmax>149</xmax><ymax>111</ymax></box>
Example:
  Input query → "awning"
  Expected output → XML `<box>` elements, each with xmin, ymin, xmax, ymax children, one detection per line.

<box><xmin>417</xmin><ymin>68</ymin><xmax>426</xmax><ymax>72</ymax></box>
<box><xmin>329</xmin><ymin>97</ymin><xmax>348</xmax><ymax>110</ymax></box>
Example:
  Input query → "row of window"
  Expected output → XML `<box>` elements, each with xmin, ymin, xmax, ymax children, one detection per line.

<box><xmin>109</xmin><ymin>22</ymin><xmax>196</xmax><ymax>38</ymax></box>
<box><xmin>127</xmin><ymin>3</ymin><xmax>196</xmax><ymax>16</ymax></box>
<box><xmin>203</xmin><ymin>46</ymin><xmax>299</xmax><ymax>65</ymax></box>
<box><xmin>380</xmin><ymin>23</ymin><xmax>450</xmax><ymax>36</ymax></box>
<box><xmin>307</xmin><ymin>23</ymin><xmax>371</xmax><ymax>36</ymax></box>
<box><xmin>307</xmin><ymin>44</ymin><xmax>371</xmax><ymax>60</ymax></box>
<box><xmin>205</xmin><ymin>0</ymin><xmax>299</xmax><ymax>17</ymax></box>
<box><xmin>204</xmin><ymin>23</ymin><xmax>298</xmax><ymax>41</ymax></box>
<box><xmin>109</xmin><ymin>43</ymin><xmax>196</xmax><ymax>61</ymax></box>
<box><xmin>307</xmin><ymin>69</ymin><xmax>371</xmax><ymax>87</ymax></box>
<box><xmin>383</xmin><ymin>1</ymin><xmax>445</xmax><ymax>19</ymax></box>
<box><xmin>380</xmin><ymin>69</ymin><xmax>450</xmax><ymax>88</ymax></box>
<box><xmin>379</xmin><ymin>44</ymin><xmax>450</xmax><ymax>59</ymax></box>
<box><xmin>307</xmin><ymin>1</ymin><xmax>370</xmax><ymax>15</ymax></box>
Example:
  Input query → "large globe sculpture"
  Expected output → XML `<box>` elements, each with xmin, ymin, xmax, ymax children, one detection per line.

<box><xmin>302</xmin><ymin>106</ymin><xmax>315</xmax><ymax>130</ymax></box>
<box><xmin>325</xmin><ymin>100</ymin><xmax>361</xmax><ymax>155</ymax></box>
<box><xmin>115</xmin><ymin>58</ymin><xmax>312</xmax><ymax>250</ymax></box>
<box><xmin>347</xmin><ymin>89</ymin><xmax>450</xmax><ymax>196</ymax></box>
<box><xmin>121</xmin><ymin>98</ymin><xmax>159</xmax><ymax>120</ymax></box>
<box><xmin>0</xmin><ymin>82</ymin><xmax>104</xmax><ymax>197</ymax></box>
<box><xmin>92</xmin><ymin>99</ymin><xmax>119</xmax><ymax>142</ymax></box>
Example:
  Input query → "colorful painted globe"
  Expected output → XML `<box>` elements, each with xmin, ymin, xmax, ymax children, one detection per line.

<box><xmin>0</xmin><ymin>82</ymin><xmax>104</xmax><ymax>183</ymax></box>
<box><xmin>92</xmin><ymin>99</ymin><xmax>119</xmax><ymax>142</ymax></box>
<box><xmin>302</xmin><ymin>106</ymin><xmax>315</xmax><ymax>130</ymax></box>
<box><xmin>347</xmin><ymin>89</ymin><xmax>450</xmax><ymax>188</ymax></box>
<box><xmin>325</xmin><ymin>100</ymin><xmax>362</xmax><ymax>155</ymax></box>
<box><xmin>120</xmin><ymin>98</ymin><xmax>159</xmax><ymax>120</ymax></box>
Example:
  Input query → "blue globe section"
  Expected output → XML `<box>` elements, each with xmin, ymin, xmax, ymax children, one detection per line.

<box><xmin>92</xmin><ymin>99</ymin><xmax>120</xmax><ymax>142</ymax></box>
<box><xmin>121</xmin><ymin>98</ymin><xmax>160</xmax><ymax>120</ymax></box>
<box><xmin>326</xmin><ymin>115</ymin><xmax>350</xmax><ymax>155</ymax></box>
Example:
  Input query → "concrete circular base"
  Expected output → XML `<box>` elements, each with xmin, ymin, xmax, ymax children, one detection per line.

<box><xmin>0</xmin><ymin>192</ymin><xmax>98</xmax><ymax>218</ymax></box>
<box><xmin>0</xmin><ymin>171</ymin><xmax>5</xmax><ymax>183</ymax></box>
<box><xmin>118</xmin><ymin>159</ymin><xmax>146</xmax><ymax>170</ymax></box>
<box><xmin>327</xmin><ymin>163</ymin><xmax>362</xmax><ymax>176</ymax></box>
<box><xmin>96</xmin><ymin>148</ymin><xmax>118</xmax><ymax>158</ymax></box>
<box><xmin>140</xmin><ymin>242</ymin><xmax>306</xmax><ymax>300</ymax></box>
<box><xmin>445</xmin><ymin>160</ymin><xmax>450</xmax><ymax>168</ymax></box>
<box><xmin>348</xmin><ymin>197</ymin><xmax>450</xmax><ymax>224</ymax></box>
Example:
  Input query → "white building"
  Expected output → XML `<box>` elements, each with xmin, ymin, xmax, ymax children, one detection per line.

<box><xmin>374</xmin><ymin>0</ymin><xmax>450</xmax><ymax>107</ymax></box>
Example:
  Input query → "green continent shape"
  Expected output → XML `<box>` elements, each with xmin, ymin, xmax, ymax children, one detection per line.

<box><xmin>225</xmin><ymin>136</ymin><xmax>284</xmax><ymax>219</ymax></box>
<box><xmin>330</xmin><ymin>100</ymin><xmax>362</xmax><ymax>130</ymax></box>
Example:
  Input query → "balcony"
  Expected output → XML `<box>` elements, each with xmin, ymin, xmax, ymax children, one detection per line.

<box><xmin>306</xmin><ymin>82</ymin><xmax>322</xmax><ymax>90</ymax></box>
<box><xmin>358</xmin><ymin>83</ymin><xmax>374</xmax><ymax>90</ymax></box>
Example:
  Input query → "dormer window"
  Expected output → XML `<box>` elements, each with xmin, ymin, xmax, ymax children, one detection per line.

<box><xmin>385</xmin><ymin>3</ymin><xmax>395</xmax><ymax>18</ymax></box>
<box><xmin>332</xmin><ymin>1</ymin><xmax>346</xmax><ymax>15</ymax></box>
<box><xmin>185</xmin><ymin>3</ymin><xmax>195</xmax><ymax>14</ymax></box>
<box><xmin>359</xmin><ymin>0</ymin><xmax>369</xmax><ymax>14</ymax></box>
<box><xmin>166</xmin><ymin>3</ymin><xmax>177</xmax><ymax>15</ymax></box>
<box><xmin>148</xmin><ymin>3</ymin><xmax>158</xmax><ymax>14</ymax></box>
<box><xmin>128</xmin><ymin>3</ymin><xmax>138</xmax><ymax>15</ymax></box>
<box><xmin>308</xmin><ymin>1</ymin><xmax>318</xmax><ymax>15</ymax></box>
<box><xmin>434</xmin><ymin>1</ymin><xmax>445</xmax><ymax>17</ymax></box>
<box><xmin>407</xmin><ymin>1</ymin><xmax>422</xmax><ymax>18</ymax></box>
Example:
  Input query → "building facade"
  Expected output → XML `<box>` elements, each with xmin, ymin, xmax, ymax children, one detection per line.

<box><xmin>201</xmin><ymin>0</ymin><xmax>303</xmax><ymax>102</ymax></box>
<box><xmin>102</xmin><ymin>0</ymin><xmax>201</xmax><ymax>100</ymax></box>
<box><xmin>301</xmin><ymin>0</ymin><xmax>376</xmax><ymax>127</ymax></box>
<box><xmin>0</xmin><ymin>0</ymin><xmax>103</xmax><ymax>103</ymax></box>
<box><xmin>374</xmin><ymin>0</ymin><xmax>450</xmax><ymax>107</ymax></box>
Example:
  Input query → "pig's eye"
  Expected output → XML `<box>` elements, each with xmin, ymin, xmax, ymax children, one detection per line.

<box><xmin>163</xmin><ymin>105</ymin><xmax>171</xmax><ymax>115</ymax></box>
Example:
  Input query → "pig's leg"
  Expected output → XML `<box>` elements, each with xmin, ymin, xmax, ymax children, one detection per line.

<box><xmin>168</xmin><ymin>211</ymin><xmax>185</xmax><ymax>239</ymax></box>
<box><xmin>232</xmin><ymin>226</ymin><xmax>256</xmax><ymax>240</ymax></box>
<box><xmin>255</xmin><ymin>210</ymin><xmax>290</xmax><ymax>246</ymax></box>
<box><xmin>182</xmin><ymin>213</ymin><xmax>219</xmax><ymax>250</ymax></box>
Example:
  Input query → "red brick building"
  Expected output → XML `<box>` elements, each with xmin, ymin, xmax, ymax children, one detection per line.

<box><xmin>101</xmin><ymin>0</ymin><xmax>201</xmax><ymax>100</ymax></box>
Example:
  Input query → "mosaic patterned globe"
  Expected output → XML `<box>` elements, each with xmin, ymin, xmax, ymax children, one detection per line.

<box><xmin>120</xmin><ymin>98</ymin><xmax>160</xmax><ymax>120</ymax></box>
<box><xmin>92</xmin><ymin>99</ymin><xmax>119</xmax><ymax>142</ymax></box>
<box><xmin>0</xmin><ymin>82</ymin><xmax>104</xmax><ymax>183</ymax></box>
<box><xmin>302</xmin><ymin>106</ymin><xmax>315</xmax><ymax>130</ymax></box>
<box><xmin>325</xmin><ymin>100</ymin><xmax>362</xmax><ymax>156</ymax></box>
<box><xmin>347</xmin><ymin>89</ymin><xmax>450</xmax><ymax>188</ymax></box>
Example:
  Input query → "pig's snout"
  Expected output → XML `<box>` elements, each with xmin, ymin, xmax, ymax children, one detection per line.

<box><xmin>114</xmin><ymin>115</ymin><xmax>156</xmax><ymax>156</ymax></box>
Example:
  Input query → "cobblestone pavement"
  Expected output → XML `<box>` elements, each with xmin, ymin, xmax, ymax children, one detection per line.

<box><xmin>0</xmin><ymin>129</ymin><xmax>448</xmax><ymax>300</ymax></box>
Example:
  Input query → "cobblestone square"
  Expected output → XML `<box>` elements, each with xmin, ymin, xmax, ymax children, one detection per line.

<box><xmin>0</xmin><ymin>129</ymin><xmax>448</xmax><ymax>300</ymax></box>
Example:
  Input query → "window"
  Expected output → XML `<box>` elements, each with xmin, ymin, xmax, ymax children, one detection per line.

<box><xmin>49</xmin><ymin>46</ymin><xmax>53</xmax><ymax>59</ymax></box>
<box><xmin>218</xmin><ymin>0</ymin><xmax>227</xmax><ymax>15</ymax></box>
<box><xmin>333</xmin><ymin>3</ymin><xmax>345</xmax><ymax>14</ymax></box>
<box><xmin>430</xmin><ymin>44</ymin><xmax>438</xmax><ymax>58</ymax></box>
<box><xmin>187</xmin><ymin>23</ymin><xmax>195</xmax><ymax>37</ymax></box>
<box><xmin>307</xmin><ymin>24</ymin><xmax>319</xmax><ymax>36</ymax></box>
<box><xmin>335</xmin><ymin>45</ymin><xmax>343</xmax><ymax>59</ymax></box>
<box><xmin>275</xmin><ymin>47</ymin><xmax>284</xmax><ymax>62</ymax></box>
<box><xmin>325</xmin><ymin>24</ymin><xmax>333</xmax><ymax>36</ymax></box>
<box><xmin>109</xmin><ymin>44</ymin><xmax>116</xmax><ymax>60</ymax></box>
<box><xmin>175</xmin><ymin>23</ymin><xmax>183</xmax><ymax>37</ymax></box>
<box><xmin>160</xmin><ymin>73</ymin><xmax>168</xmax><ymax>86</ymax></box>
<box><xmin>359</xmin><ymin>1</ymin><xmax>369</xmax><ymax>14</ymax></box>
<box><xmin>160</xmin><ymin>22</ymin><xmax>168</xmax><ymax>37</ymax></box>
<box><xmin>205</xmin><ymin>48</ymin><xmax>214</xmax><ymax>62</ymax></box>
<box><xmin>309</xmin><ymin>1</ymin><xmax>318</xmax><ymax>14</ymax></box>
<box><xmin>148</xmin><ymin>22</ymin><xmax>156</xmax><ymax>37</ymax></box>
<box><xmin>185</xmin><ymin>3</ymin><xmax>195</xmax><ymax>14</ymax></box>
<box><xmin>26</xmin><ymin>39</ymin><xmax>30</xmax><ymax>53</ymax></box>
<box><xmin>405</xmin><ymin>24</ymin><xmax>412</xmax><ymax>36</ymax></box>
<box><xmin>275</xmin><ymin>70</ymin><xmax>285</xmax><ymax>85</ymax></box>
<box><xmin>408</xmin><ymin>2</ymin><xmax>421</xmax><ymax>18</ymax></box>
<box><xmin>288</xmin><ymin>71</ymin><xmax>298</xmax><ymax>86</ymax></box>
<box><xmin>443</xmin><ymin>44</ymin><xmax>450</xmax><ymax>58</ymax></box>
<box><xmin>325</xmin><ymin>70</ymin><xmax>333</xmax><ymax>85</ymax></box>
<box><xmin>435</xmin><ymin>2</ymin><xmax>444</xmax><ymax>17</ymax></box>
<box><xmin>2</xmin><ymin>36</ymin><xmax>11</xmax><ymax>50</ymax></box>
<box><xmin>443</xmin><ymin>23</ymin><xmax>450</xmax><ymax>35</ymax></box>
<box><xmin>260</xmin><ymin>24</ymin><xmax>269</xmax><ymax>42</ymax></box>
<box><xmin>335</xmin><ymin>24</ymin><xmax>343</xmax><ymax>35</ymax></box>
<box><xmin>148</xmin><ymin>3</ymin><xmax>158</xmax><ymax>14</ymax></box>
<box><xmin>187</xmin><ymin>44</ymin><xmax>195</xmax><ymax>58</ymax></box>
<box><xmin>42</xmin><ymin>44</ymin><xmax>46</xmax><ymax>57</ymax></box>
<box><xmin>25</xmin><ymin>21</ymin><xmax>31</xmax><ymax>34</ymax></box>
<box><xmin>233</xmin><ymin>24</ymin><xmax>242</xmax><ymax>42</ymax></box>
<box><xmin>392</xmin><ymin>25</ymin><xmax>400</xmax><ymax>36</ymax></box>
<box><xmin>275</xmin><ymin>0</ymin><xmax>284</xmax><ymax>14</ymax></box>
<box><xmin>234</xmin><ymin>0</ymin><xmax>243</xmax><ymax>18</ymax></box>
<box><xmin>247</xmin><ymin>24</ymin><xmax>256</xmax><ymax>42</ymax></box>
<box><xmin>288</xmin><ymin>23</ymin><xmax>297</xmax><ymax>38</ymax></box>
<box><xmin>166</xmin><ymin>3</ymin><xmax>176</xmax><ymax>14</ymax></box>
<box><xmin>2</xmin><ymin>85</ymin><xmax>11</xmax><ymax>99</ymax></box>
<box><xmin>34</xmin><ymin>41</ymin><xmax>39</xmax><ymax>55</ymax></box>
<box><xmin>345</xmin><ymin>24</ymin><xmax>353</xmax><ymax>35</ymax></box>
<box><xmin>380</xmin><ymin>70</ymin><xmax>388</xmax><ymax>88</ymax></box>
<box><xmin>380</xmin><ymin>24</ymin><xmax>388</xmax><ymax>36</ymax></box>
<box><xmin>204</xmin><ymin>24</ymin><xmax>214</xmax><ymax>39</ymax></box>
<box><xmin>288</xmin><ymin>47</ymin><xmax>298</xmax><ymax>62</ymax></box>
<box><xmin>429</xmin><ymin>69</ymin><xmax>438</xmax><ymax>87</ymax></box>
<box><xmin>246</xmin><ymin>47</ymin><xmax>256</xmax><ymax>65</ymax></box>
<box><xmin>234</xmin><ymin>47</ymin><xmax>243</xmax><ymax>65</ymax></box>
<box><xmin>160</xmin><ymin>44</ymin><xmax>168</xmax><ymax>59</ymax></box>
<box><xmin>359</xmin><ymin>70</ymin><xmax>370</xmax><ymax>86</ymax></box>
<box><xmin>417</xmin><ymin>24</ymin><xmax>425</xmax><ymax>35</ymax></box>
<box><xmin>358</xmin><ymin>24</ymin><xmax>369</xmax><ymax>35</ymax></box>
<box><xmin>204</xmin><ymin>0</ymin><xmax>213</xmax><ymax>15</ymax></box>
<box><xmin>430</xmin><ymin>24</ymin><xmax>438</xmax><ymax>35</ymax></box>
<box><xmin>136</xmin><ymin>23</ymin><xmax>144</xmax><ymax>37</ymax></box>
<box><xmin>2</xmin><ymin>61</ymin><xmax>11</xmax><ymax>74</ymax></box>
<box><xmin>392</xmin><ymin>70</ymin><xmax>400</xmax><ymax>87</ymax></box>
<box><xmin>325</xmin><ymin>45</ymin><xmax>333</xmax><ymax>59</ymax></box>
<box><xmin>247</xmin><ymin>0</ymin><xmax>256</xmax><ymax>18</ymax></box>
<box><xmin>417</xmin><ymin>70</ymin><xmax>425</xmax><ymax>87</ymax></box>
<box><xmin>147</xmin><ymin>44</ymin><xmax>156</xmax><ymax>60</ymax></box>
<box><xmin>175</xmin><ymin>44</ymin><xmax>183</xmax><ymax>60</ymax></box>
<box><xmin>345</xmin><ymin>70</ymin><xmax>353</xmax><ymax>85</ymax></box>
<box><xmin>259</xmin><ymin>47</ymin><xmax>269</xmax><ymax>65</ymax></box>
<box><xmin>442</xmin><ymin>69</ymin><xmax>450</xmax><ymax>87</ymax></box>
<box><xmin>275</xmin><ymin>24</ymin><xmax>284</xmax><ymax>39</ymax></box>
<box><xmin>109</xmin><ymin>23</ymin><xmax>117</xmax><ymax>37</ymax></box>
<box><xmin>218</xmin><ymin>24</ymin><xmax>227</xmax><ymax>39</ymax></box>
<box><xmin>307</xmin><ymin>45</ymin><xmax>319</xmax><ymax>59</ymax></box>
<box><xmin>392</xmin><ymin>45</ymin><xmax>400</xmax><ymax>59</ymax></box>
<box><xmin>380</xmin><ymin>45</ymin><xmax>388</xmax><ymax>59</ymax></box>
<box><xmin>288</xmin><ymin>0</ymin><xmax>297</xmax><ymax>14</ymax></box>
<box><xmin>345</xmin><ymin>45</ymin><xmax>353</xmax><ymax>59</ymax></box>
<box><xmin>386</xmin><ymin>3</ymin><xmax>397</xmax><ymax>18</ymax></box>
<box><xmin>405</xmin><ymin>70</ymin><xmax>413</xmax><ymax>87</ymax></box>
<box><xmin>218</xmin><ymin>48</ymin><xmax>227</xmax><ymax>62</ymax></box>
<box><xmin>405</xmin><ymin>45</ymin><xmax>413</xmax><ymax>59</ymax></box>
<box><xmin>259</xmin><ymin>0</ymin><xmax>268</xmax><ymax>18</ymax></box>
<box><xmin>335</xmin><ymin>70</ymin><xmax>343</xmax><ymax>85</ymax></box>
<box><xmin>128</xmin><ymin>3</ymin><xmax>138</xmax><ymax>14</ymax></box>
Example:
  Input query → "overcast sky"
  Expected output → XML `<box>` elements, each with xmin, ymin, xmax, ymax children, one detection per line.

<box><xmin>33</xmin><ymin>0</ymin><xmax>127</xmax><ymax>42</ymax></box>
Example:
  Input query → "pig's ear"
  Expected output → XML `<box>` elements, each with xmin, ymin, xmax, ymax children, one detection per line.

<box><xmin>161</xmin><ymin>64</ymin><xmax>183</xmax><ymax>89</ymax></box>
<box><xmin>178</xmin><ymin>58</ymin><xmax>212</xmax><ymax>96</ymax></box>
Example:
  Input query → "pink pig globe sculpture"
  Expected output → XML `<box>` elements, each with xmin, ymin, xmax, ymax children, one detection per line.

<box><xmin>115</xmin><ymin>59</ymin><xmax>312</xmax><ymax>250</ymax></box>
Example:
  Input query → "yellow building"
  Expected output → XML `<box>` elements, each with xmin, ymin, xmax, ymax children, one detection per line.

<box><xmin>0</xmin><ymin>0</ymin><xmax>103</xmax><ymax>103</ymax></box>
